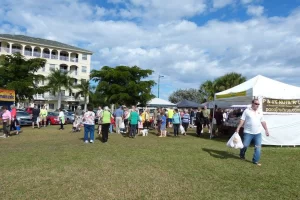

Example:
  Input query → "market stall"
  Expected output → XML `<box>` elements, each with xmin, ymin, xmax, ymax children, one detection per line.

<box><xmin>212</xmin><ymin>75</ymin><xmax>300</xmax><ymax>146</ymax></box>
<box><xmin>0</xmin><ymin>89</ymin><xmax>15</xmax><ymax>133</ymax></box>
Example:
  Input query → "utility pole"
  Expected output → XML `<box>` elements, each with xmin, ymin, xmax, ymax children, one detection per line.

<box><xmin>158</xmin><ymin>75</ymin><xmax>164</xmax><ymax>98</ymax></box>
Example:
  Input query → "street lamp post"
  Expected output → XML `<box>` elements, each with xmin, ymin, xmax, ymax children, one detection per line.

<box><xmin>158</xmin><ymin>75</ymin><xmax>164</xmax><ymax>98</ymax></box>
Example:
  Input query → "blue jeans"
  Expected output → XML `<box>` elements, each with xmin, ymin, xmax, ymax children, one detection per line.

<box><xmin>84</xmin><ymin>124</ymin><xmax>95</xmax><ymax>141</ymax></box>
<box><xmin>109</xmin><ymin>124</ymin><xmax>114</xmax><ymax>133</ymax></box>
<box><xmin>130</xmin><ymin>124</ymin><xmax>137</xmax><ymax>137</ymax></box>
<box><xmin>240</xmin><ymin>133</ymin><xmax>262</xmax><ymax>163</ymax></box>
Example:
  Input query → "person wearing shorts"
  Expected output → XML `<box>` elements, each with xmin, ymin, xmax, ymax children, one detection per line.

<box><xmin>159</xmin><ymin>111</ymin><xmax>167</xmax><ymax>137</ymax></box>
<box><xmin>202</xmin><ymin>106</ymin><xmax>210</xmax><ymax>133</ymax></box>
<box><xmin>32</xmin><ymin>105</ymin><xmax>40</xmax><ymax>129</ymax></box>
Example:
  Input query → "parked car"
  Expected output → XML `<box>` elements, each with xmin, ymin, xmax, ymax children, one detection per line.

<box><xmin>16</xmin><ymin>111</ymin><xmax>32</xmax><ymax>126</ymax></box>
<box><xmin>65</xmin><ymin>112</ymin><xmax>75</xmax><ymax>124</ymax></box>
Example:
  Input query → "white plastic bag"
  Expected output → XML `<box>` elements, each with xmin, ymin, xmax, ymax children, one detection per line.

<box><xmin>180</xmin><ymin>125</ymin><xmax>185</xmax><ymax>134</ymax></box>
<box><xmin>226</xmin><ymin>132</ymin><xmax>244</xmax><ymax>149</ymax></box>
<box><xmin>120</xmin><ymin>121</ymin><xmax>125</xmax><ymax>129</ymax></box>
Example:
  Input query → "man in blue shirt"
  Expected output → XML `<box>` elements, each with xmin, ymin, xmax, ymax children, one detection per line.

<box><xmin>114</xmin><ymin>106</ymin><xmax>124</xmax><ymax>134</ymax></box>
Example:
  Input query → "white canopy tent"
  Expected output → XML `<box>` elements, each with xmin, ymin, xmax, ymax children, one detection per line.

<box><xmin>146</xmin><ymin>98</ymin><xmax>176</xmax><ymax>107</ymax></box>
<box><xmin>213</xmin><ymin>75</ymin><xmax>300</xmax><ymax>146</ymax></box>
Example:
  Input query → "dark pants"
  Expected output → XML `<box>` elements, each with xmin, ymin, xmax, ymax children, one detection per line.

<box><xmin>182</xmin><ymin>122</ymin><xmax>189</xmax><ymax>132</ymax></box>
<box><xmin>84</xmin><ymin>124</ymin><xmax>95</xmax><ymax>141</ymax></box>
<box><xmin>173</xmin><ymin>124</ymin><xmax>179</xmax><ymax>136</ymax></box>
<box><xmin>157</xmin><ymin>120</ymin><xmax>161</xmax><ymax>133</ymax></box>
<box><xmin>196</xmin><ymin>123</ymin><xmax>203</xmax><ymax>136</ymax></box>
<box><xmin>130</xmin><ymin>124</ymin><xmax>137</xmax><ymax>137</ymax></box>
<box><xmin>60</xmin><ymin>120</ymin><xmax>64</xmax><ymax>129</ymax></box>
<box><xmin>143</xmin><ymin>121</ymin><xmax>150</xmax><ymax>129</ymax></box>
<box><xmin>124</xmin><ymin>119</ymin><xmax>128</xmax><ymax>132</ymax></box>
<box><xmin>102</xmin><ymin>123</ymin><xmax>110</xmax><ymax>142</ymax></box>
<box><xmin>10</xmin><ymin>119</ymin><xmax>16</xmax><ymax>131</ymax></box>
<box><xmin>3</xmin><ymin>122</ymin><xmax>10</xmax><ymax>135</ymax></box>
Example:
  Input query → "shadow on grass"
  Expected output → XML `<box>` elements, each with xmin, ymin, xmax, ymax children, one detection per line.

<box><xmin>202</xmin><ymin>148</ymin><xmax>251</xmax><ymax>162</ymax></box>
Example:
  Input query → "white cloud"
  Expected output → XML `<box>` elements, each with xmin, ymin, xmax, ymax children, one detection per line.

<box><xmin>247</xmin><ymin>5</ymin><xmax>264</xmax><ymax>17</ymax></box>
<box><xmin>1</xmin><ymin>0</ymin><xmax>300</xmax><ymax>100</ymax></box>
<box><xmin>213</xmin><ymin>0</ymin><xmax>235</xmax><ymax>9</ymax></box>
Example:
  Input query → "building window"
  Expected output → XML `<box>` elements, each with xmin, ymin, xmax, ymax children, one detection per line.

<box><xmin>41</xmin><ymin>65</ymin><xmax>46</xmax><ymax>72</ymax></box>
<box><xmin>81</xmin><ymin>79</ymin><xmax>87</xmax><ymax>83</ymax></box>
<box><xmin>41</xmin><ymin>80</ymin><xmax>44</xmax><ymax>85</ymax></box>
<box><xmin>61</xmin><ymin>90</ymin><xmax>65</xmax><ymax>96</ymax></box>
<box><xmin>49</xmin><ymin>104</ymin><xmax>54</xmax><ymax>110</ymax></box>
<box><xmin>82</xmin><ymin>54</ymin><xmax>87</xmax><ymax>60</ymax></box>
<box><xmin>50</xmin><ymin>64</ymin><xmax>55</xmax><ymax>70</ymax></box>
<box><xmin>82</xmin><ymin>66</ymin><xmax>87</xmax><ymax>73</ymax></box>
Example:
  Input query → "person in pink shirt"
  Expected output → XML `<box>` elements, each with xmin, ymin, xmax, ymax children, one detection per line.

<box><xmin>1</xmin><ymin>106</ymin><xmax>11</xmax><ymax>138</ymax></box>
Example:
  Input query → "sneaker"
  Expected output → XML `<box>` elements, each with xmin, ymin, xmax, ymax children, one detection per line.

<box><xmin>84</xmin><ymin>140</ymin><xmax>89</xmax><ymax>143</ymax></box>
<box><xmin>90</xmin><ymin>140</ymin><xmax>94</xmax><ymax>143</ymax></box>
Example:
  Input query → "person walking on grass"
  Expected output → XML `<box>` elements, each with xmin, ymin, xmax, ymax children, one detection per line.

<box><xmin>128</xmin><ymin>106</ymin><xmax>139</xmax><ymax>138</ymax></box>
<box><xmin>40</xmin><ymin>105</ymin><xmax>48</xmax><ymax>127</ymax></box>
<box><xmin>101</xmin><ymin>106</ymin><xmax>113</xmax><ymax>143</ymax></box>
<box><xmin>202</xmin><ymin>106</ymin><xmax>210</xmax><ymax>133</ymax></box>
<box><xmin>181</xmin><ymin>109</ymin><xmax>190</xmax><ymax>136</ymax></box>
<box><xmin>32</xmin><ymin>104</ymin><xmax>40</xmax><ymax>129</ymax></box>
<box><xmin>58</xmin><ymin>108</ymin><xmax>65</xmax><ymax>130</ymax></box>
<box><xmin>159</xmin><ymin>111</ymin><xmax>167</xmax><ymax>137</ymax></box>
<box><xmin>96</xmin><ymin>106</ymin><xmax>103</xmax><ymax>135</ymax></box>
<box><xmin>114</xmin><ymin>106</ymin><xmax>124</xmax><ymax>134</ymax></box>
<box><xmin>236</xmin><ymin>99</ymin><xmax>270</xmax><ymax>166</ymax></box>
<box><xmin>195</xmin><ymin>107</ymin><xmax>204</xmax><ymax>137</ymax></box>
<box><xmin>1</xmin><ymin>106</ymin><xmax>11</xmax><ymax>138</ymax></box>
<box><xmin>83</xmin><ymin>105</ymin><xmax>95</xmax><ymax>143</ymax></box>
<box><xmin>172</xmin><ymin>109</ymin><xmax>181</xmax><ymax>137</ymax></box>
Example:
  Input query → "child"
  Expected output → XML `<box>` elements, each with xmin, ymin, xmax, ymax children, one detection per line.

<box><xmin>138</xmin><ymin>112</ymin><xmax>143</xmax><ymax>135</ymax></box>
<box><xmin>109</xmin><ymin>116</ymin><xmax>115</xmax><ymax>133</ymax></box>
<box><xmin>160</xmin><ymin>112</ymin><xmax>167</xmax><ymax>137</ymax></box>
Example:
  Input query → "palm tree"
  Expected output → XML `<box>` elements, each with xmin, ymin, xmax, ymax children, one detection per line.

<box><xmin>46</xmin><ymin>69</ymin><xmax>73</xmax><ymax>109</ymax></box>
<box><xmin>74</xmin><ymin>79</ymin><xmax>90</xmax><ymax>112</ymax></box>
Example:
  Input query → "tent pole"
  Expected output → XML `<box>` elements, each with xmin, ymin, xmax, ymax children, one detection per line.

<box><xmin>210</xmin><ymin>97</ymin><xmax>215</xmax><ymax>139</ymax></box>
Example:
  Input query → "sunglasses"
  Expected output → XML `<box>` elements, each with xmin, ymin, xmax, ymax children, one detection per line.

<box><xmin>253</xmin><ymin>103</ymin><xmax>260</xmax><ymax>105</ymax></box>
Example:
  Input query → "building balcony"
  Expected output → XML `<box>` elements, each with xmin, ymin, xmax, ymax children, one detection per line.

<box><xmin>60</xmin><ymin>55</ymin><xmax>68</xmax><ymax>61</ymax></box>
<box><xmin>45</xmin><ymin>94</ymin><xmax>84</xmax><ymax>102</ymax></box>
<box><xmin>0</xmin><ymin>47</ymin><xmax>10</xmax><ymax>53</ymax></box>
<box><xmin>12</xmin><ymin>48</ymin><xmax>22</xmax><ymax>54</ymax></box>
<box><xmin>42</xmin><ymin>53</ymin><xmax>50</xmax><ymax>59</ymax></box>
<box><xmin>33</xmin><ymin>52</ymin><xmax>41</xmax><ymax>57</ymax></box>
<box><xmin>60</xmin><ymin>69</ymin><xmax>68</xmax><ymax>73</ymax></box>
<box><xmin>51</xmin><ymin>55</ymin><xmax>58</xmax><ymax>59</ymax></box>
<box><xmin>70</xmin><ymin>57</ymin><xmax>78</xmax><ymax>62</ymax></box>
<box><xmin>24</xmin><ymin>50</ymin><xmax>32</xmax><ymax>56</ymax></box>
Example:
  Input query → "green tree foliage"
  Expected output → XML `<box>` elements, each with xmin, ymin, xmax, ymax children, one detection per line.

<box><xmin>199</xmin><ymin>72</ymin><xmax>247</xmax><ymax>101</ymax></box>
<box><xmin>90</xmin><ymin>66</ymin><xmax>155</xmax><ymax>106</ymax></box>
<box><xmin>74</xmin><ymin>79</ymin><xmax>90</xmax><ymax>111</ymax></box>
<box><xmin>0</xmin><ymin>53</ymin><xmax>46</xmax><ymax>102</ymax></box>
<box><xmin>168</xmin><ymin>89</ymin><xmax>202</xmax><ymax>104</ymax></box>
<box><xmin>46</xmin><ymin>69</ymin><xmax>74</xmax><ymax>109</ymax></box>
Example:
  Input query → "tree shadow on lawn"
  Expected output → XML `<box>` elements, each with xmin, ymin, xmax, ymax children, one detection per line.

<box><xmin>202</xmin><ymin>148</ymin><xmax>251</xmax><ymax>163</ymax></box>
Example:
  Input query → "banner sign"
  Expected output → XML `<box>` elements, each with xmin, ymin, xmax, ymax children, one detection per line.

<box><xmin>216</xmin><ymin>91</ymin><xmax>247</xmax><ymax>99</ymax></box>
<box><xmin>0</xmin><ymin>89</ymin><xmax>15</xmax><ymax>102</ymax></box>
<box><xmin>262</xmin><ymin>98</ymin><xmax>300</xmax><ymax>113</ymax></box>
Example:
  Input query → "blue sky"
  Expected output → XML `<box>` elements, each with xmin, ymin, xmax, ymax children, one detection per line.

<box><xmin>1</xmin><ymin>0</ymin><xmax>300</xmax><ymax>100</ymax></box>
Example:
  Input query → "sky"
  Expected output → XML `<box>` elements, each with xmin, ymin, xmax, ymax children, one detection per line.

<box><xmin>1</xmin><ymin>0</ymin><xmax>300</xmax><ymax>100</ymax></box>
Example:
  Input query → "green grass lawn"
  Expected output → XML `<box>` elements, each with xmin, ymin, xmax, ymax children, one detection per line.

<box><xmin>0</xmin><ymin>125</ymin><xmax>299</xmax><ymax>200</ymax></box>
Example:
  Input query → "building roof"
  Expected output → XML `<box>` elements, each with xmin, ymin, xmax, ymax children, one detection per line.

<box><xmin>0</xmin><ymin>34</ymin><xmax>93</xmax><ymax>54</ymax></box>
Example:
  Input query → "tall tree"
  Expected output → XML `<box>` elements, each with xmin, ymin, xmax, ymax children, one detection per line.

<box><xmin>199</xmin><ymin>72</ymin><xmax>246</xmax><ymax>101</ymax></box>
<box><xmin>74</xmin><ymin>79</ymin><xmax>90</xmax><ymax>112</ymax></box>
<box><xmin>91</xmin><ymin>66</ymin><xmax>155</xmax><ymax>106</ymax></box>
<box><xmin>168</xmin><ymin>89</ymin><xmax>202</xmax><ymax>104</ymax></box>
<box><xmin>46</xmin><ymin>69</ymin><xmax>73</xmax><ymax>109</ymax></box>
<box><xmin>0</xmin><ymin>53</ymin><xmax>46</xmax><ymax>102</ymax></box>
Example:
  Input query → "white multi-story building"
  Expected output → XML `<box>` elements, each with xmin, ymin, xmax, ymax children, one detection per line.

<box><xmin>0</xmin><ymin>34</ymin><xmax>93</xmax><ymax>111</ymax></box>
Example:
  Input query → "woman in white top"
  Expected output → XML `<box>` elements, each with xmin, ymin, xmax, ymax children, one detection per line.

<box><xmin>58</xmin><ymin>108</ymin><xmax>65</xmax><ymax>130</ymax></box>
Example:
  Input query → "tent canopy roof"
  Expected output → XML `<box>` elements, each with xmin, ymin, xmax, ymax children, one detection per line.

<box><xmin>177</xmin><ymin>99</ymin><xmax>201</xmax><ymax>108</ymax></box>
<box><xmin>215</xmin><ymin>75</ymin><xmax>300</xmax><ymax>99</ymax></box>
<box><xmin>147</xmin><ymin>98</ymin><xmax>176</xmax><ymax>107</ymax></box>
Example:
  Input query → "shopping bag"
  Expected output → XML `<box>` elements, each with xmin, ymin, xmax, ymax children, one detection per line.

<box><xmin>180</xmin><ymin>125</ymin><xmax>185</xmax><ymax>134</ymax></box>
<box><xmin>226</xmin><ymin>132</ymin><xmax>244</xmax><ymax>149</ymax></box>
<box><xmin>120</xmin><ymin>121</ymin><xmax>125</xmax><ymax>129</ymax></box>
